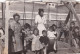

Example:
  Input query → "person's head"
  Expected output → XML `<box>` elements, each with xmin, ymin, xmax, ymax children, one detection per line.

<box><xmin>38</xmin><ymin>8</ymin><xmax>44</xmax><ymax>17</ymax></box>
<box><xmin>51</xmin><ymin>24</ymin><xmax>57</xmax><ymax>31</ymax></box>
<box><xmin>33</xmin><ymin>28</ymin><xmax>39</xmax><ymax>36</ymax></box>
<box><xmin>74</xmin><ymin>26</ymin><xmax>79</xmax><ymax>33</ymax></box>
<box><xmin>13</xmin><ymin>13</ymin><xmax>20</xmax><ymax>22</ymax></box>
<box><xmin>49</xmin><ymin>26</ymin><xmax>53</xmax><ymax>31</ymax></box>
<box><xmin>24</xmin><ymin>23</ymin><xmax>31</xmax><ymax>34</ymax></box>
<box><xmin>24</xmin><ymin>23</ymin><xmax>31</xmax><ymax>30</ymax></box>
<box><xmin>42</xmin><ymin>30</ymin><xmax>47</xmax><ymax>36</ymax></box>
<box><xmin>70</xmin><ymin>21</ymin><xmax>75</xmax><ymax>27</ymax></box>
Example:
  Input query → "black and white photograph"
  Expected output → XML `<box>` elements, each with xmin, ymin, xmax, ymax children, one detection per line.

<box><xmin>1</xmin><ymin>0</ymin><xmax>80</xmax><ymax>54</ymax></box>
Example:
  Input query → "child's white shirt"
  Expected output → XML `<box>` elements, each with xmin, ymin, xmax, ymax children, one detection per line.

<box><xmin>47</xmin><ymin>31</ymin><xmax>57</xmax><ymax>39</ymax></box>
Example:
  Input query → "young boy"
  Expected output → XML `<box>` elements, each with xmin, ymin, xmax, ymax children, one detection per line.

<box><xmin>39</xmin><ymin>30</ymin><xmax>49</xmax><ymax>54</ymax></box>
<box><xmin>72</xmin><ymin>26</ymin><xmax>80</xmax><ymax>48</ymax></box>
<box><xmin>47</xmin><ymin>24</ymin><xmax>57</xmax><ymax>54</ymax></box>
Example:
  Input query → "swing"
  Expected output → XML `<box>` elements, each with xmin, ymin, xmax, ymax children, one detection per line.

<box><xmin>54</xmin><ymin>3</ymin><xmax>58</xmax><ymax>52</ymax></box>
<box><xmin>31</xmin><ymin>2</ymin><xmax>34</xmax><ymax>30</ymax></box>
<box><xmin>23</xmin><ymin>0</ymin><xmax>26</xmax><ymax>26</ymax></box>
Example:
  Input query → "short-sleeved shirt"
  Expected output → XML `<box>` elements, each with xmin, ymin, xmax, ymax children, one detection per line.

<box><xmin>48</xmin><ymin>31</ymin><xmax>57</xmax><ymax>39</ymax></box>
<box><xmin>35</xmin><ymin>15</ymin><xmax>47</xmax><ymax>36</ymax></box>
<box><xmin>35</xmin><ymin>15</ymin><xmax>46</xmax><ymax>24</ymax></box>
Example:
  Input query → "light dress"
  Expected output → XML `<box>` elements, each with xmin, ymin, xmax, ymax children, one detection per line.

<box><xmin>31</xmin><ymin>34</ymin><xmax>43</xmax><ymax>51</ymax></box>
<box><xmin>35</xmin><ymin>15</ymin><xmax>47</xmax><ymax>36</ymax></box>
<box><xmin>10</xmin><ymin>21</ymin><xmax>23</xmax><ymax>52</ymax></box>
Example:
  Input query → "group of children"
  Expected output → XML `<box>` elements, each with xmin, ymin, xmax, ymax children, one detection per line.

<box><xmin>21</xmin><ymin>23</ymin><xmax>57</xmax><ymax>54</ymax></box>
<box><xmin>8</xmin><ymin>21</ymin><xmax>80</xmax><ymax>54</ymax></box>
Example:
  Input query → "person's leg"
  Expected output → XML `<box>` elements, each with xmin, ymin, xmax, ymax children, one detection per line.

<box><xmin>17</xmin><ymin>51</ymin><xmax>23</xmax><ymax>54</ymax></box>
<box><xmin>35</xmin><ymin>50</ymin><xmax>38</xmax><ymax>54</ymax></box>
<box><xmin>43</xmin><ymin>47</ymin><xmax>47</xmax><ymax>54</ymax></box>
<box><xmin>53</xmin><ymin>40</ymin><xmax>57</xmax><ymax>53</ymax></box>
<box><xmin>58</xmin><ymin>31</ymin><xmax>63</xmax><ymax>41</ymax></box>
<box><xmin>72</xmin><ymin>39</ymin><xmax>79</xmax><ymax>48</ymax></box>
<box><xmin>64</xmin><ymin>31</ymin><xmax>69</xmax><ymax>43</ymax></box>
<box><xmin>38</xmin><ymin>49</ymin><xmax>43</xmax><ymax>54</ymax></box>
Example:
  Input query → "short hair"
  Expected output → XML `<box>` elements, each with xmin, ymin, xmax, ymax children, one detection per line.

<box><xmin>42</xmin><ymin>30</ymin><xmax>47</xmax><ymax>34</ymax></box>
<box><xmin>51</xmin><ymin>24</ymin><xmax>57</xmax><ymax>28</ymax></box>
<box><xmin>33</xmin><ymin>28</ymin><xmax>39</xmax><ymax>35</ymax></box>
<box><xmin>75</xmin><ymin>26</ymin><xmax>79</xmax><ymax>30</ymax></box>
<box><xmin>49</xmin><ymin>26</ymin><xmax>53</xmax><ymax>30</ymax></box>
<box><xmin>24</xmin><ymin>23</ymin><xmax>31</xmax><ymax>29</ymax></box>
<box><xmin>38</xmin><ymin>8</ymin><xmax>44</xmax><ymax>14</ymax></box>
<box><xmin>71</xmin><ymin>21</ymin><xmax>75</xmax><ymax>25</ymax></box>
<box><xmin>13</xmin><ymin>13</ymin><xmax>20</xmax><ymax>19</ymax></box>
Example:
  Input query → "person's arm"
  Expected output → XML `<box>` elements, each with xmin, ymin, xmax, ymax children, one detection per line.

<box><xmin>54</xmin><ymin>32</ymin><xmax>57</xmax><ymax>39</ymax></box>
<box><xmin>35</xmin><ymin>15</ymin><xmax>38</xmax><ymax>28</ymax></box>
<box><xmin>10</xmin><ymin>22</ymin><xmax>16</xmax><ymax>43</ymax></box>
<box><xmin>39</xmin><ymin>37</ymin><xmax>43</xmax><ymax>43</ymax></box>
<box><xmin>44</xmin><ymin>16</ymin><xmax>47</xmax><ymax>29</ymax></box>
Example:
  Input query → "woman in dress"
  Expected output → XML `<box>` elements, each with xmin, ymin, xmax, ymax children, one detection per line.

<box><xmin>35</xmin><ymin>8</ymin><xmax>47</xmax><ymax>36</ymax></box>
<box><xmin>10</xmin><ymin>13</ymin><xmax>23</xmax><ymax>54</ymax></box>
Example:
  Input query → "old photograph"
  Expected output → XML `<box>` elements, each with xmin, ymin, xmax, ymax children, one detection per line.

<box><xmin>0</xmin><ymin>0</ymin><xmax>80</xmax><ymax>54</ymax></box>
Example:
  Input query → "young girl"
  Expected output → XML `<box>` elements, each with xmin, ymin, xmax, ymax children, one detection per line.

<box><xmin>31</xmin><ymin>28</ymin><xmax>43</xmax><ymax>54</ymax></box>
<box><xmin>39</xmin><ymin>30</ymin><xmax>49</xmax><ymax>54</ymax></box>
<box><xmin>47</xmin><ymin>24</ymin><xmax>57</xmax><ymax>54</ymax></box>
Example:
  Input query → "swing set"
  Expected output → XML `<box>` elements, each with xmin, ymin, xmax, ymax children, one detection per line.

<box><xmin>2</xmin><ymin>0</ymin><xmax>80</xmax><ymax>54</ymax></box>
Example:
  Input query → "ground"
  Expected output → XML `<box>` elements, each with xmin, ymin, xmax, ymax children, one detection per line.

<box><xmin>25</xmin><ymin>41</ymin><xmax>80</xmax><ymax>54</ymax></box>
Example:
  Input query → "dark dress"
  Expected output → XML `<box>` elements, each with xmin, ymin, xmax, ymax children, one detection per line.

<box><xmin>8</xmin><ymin>28</ymin><xmax>14</xmax><ymax>54</ymax></box>
<box><xmin>39</xmin><ymin>36</ymin><xmax>49</xmax><ymax>45</ymax></box>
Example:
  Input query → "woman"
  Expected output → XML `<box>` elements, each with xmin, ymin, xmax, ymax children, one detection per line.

<box><xmin>10</xmin><ymin>13</ymin><xmax>23</xmax><ymax>54</ymax></box>
<box><xmin>35</xmin><ymin>8</ymin><xmax>47</xmax><ymax>36</ymax></box>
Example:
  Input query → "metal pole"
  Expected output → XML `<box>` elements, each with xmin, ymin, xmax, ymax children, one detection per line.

<box><xmin>2</xmin><ymin>3</ymin><xmax>5</xmax><ymax>29</ymax></box>
<box><xmin>4</xmin><ymin>1</ymin><xmax>10</xmax><ymax>54</ymax></box>
<box><xmin>31</xmin><ymin>2</ymin><xmax>34</xmax><ymax>27</ymax></box>
<box><xmin>47</xmin><ymin>3</ymin><xmax>50</xmax><ymax>28</ymax></box>
<box><xmin>23</xmin><ymin>0</ymin><xmax>26</xmax><ymax>25</ymax></box>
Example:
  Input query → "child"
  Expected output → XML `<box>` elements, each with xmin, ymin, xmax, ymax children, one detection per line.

<box><xmin>21</xmin><ymin>23</ymin><xmax>31</xmax><ymax>53</ymax></box>
<box><xmin>47</xmin><ymin>24</ymin><xmax>57</xmax><ymax>54</ymax></box>
<box><xmin>0</xmin><ymin>28</ymin><xmax>5</xmax><ymax>54</ymax></box>
<box><xmin>39</xmin><ymin>30</ymin><xmax>49</xmax><ymax>54</ymax></box>
<box><xmin>31</xmin><ymin>28</ymin><xmax>43</xmax><ymax>54</ymax></box>
<box><xmin>72</xmin><ymin>26</ymin><xmax>80</xmax><ymax>48</ymax></box>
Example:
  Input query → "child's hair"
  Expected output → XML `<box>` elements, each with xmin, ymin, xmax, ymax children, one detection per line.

<box><xmin>52</xmin><ymin>24</ymin><xmax>57</xmax><ymax>28</ymax></box>
<box><xmin>24</xmin><ymin>23</ymin><xmax>31</xmax><ymax>29</ymax></box>
<box><xmin>70</xmin><ymin>21</ymin><xmax>75</xmax><ymax>25</ymax></box>
<box><xmin>74</xmin><ymin>26</ymin><xmax>79</xmax><ymax>30</ymax></box>
<box><xmin>13</xmin><ymin>13</ymin><xmax>20</xmax><ymax>19</ymax></box>
<box><xmin>42</xmin><ymin>30</ymin><xmax>47</xmax><ymax>34</ymax></box>
<box><xmin>33</xmin><ymin>28</ymin><xmax>39</xmax><ymax>35</ymax></box>
<box><xmin>51</xmin><ymin>24</ymin><xmax>57</xmax><ymax>31</ymax></box>
<box><xmin>49</xmin><ymin>26</ymin><xmax>53</xmax><ymax>30</ymax></box>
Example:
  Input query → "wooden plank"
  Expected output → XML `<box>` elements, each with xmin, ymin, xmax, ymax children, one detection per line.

<box><xmin>63</xmin><ymin>1</ymin><xmax>80</xmax><ymax>27</ymax></box>
<box><xmin>2</xmin><ymin>3</ymin><xmax>5</xmax><ymax>29</ymax></box>
<box><xmin>4</xmin><ymin>1</ymin><xmax>10</xmax><ymax>54</ymax></box>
